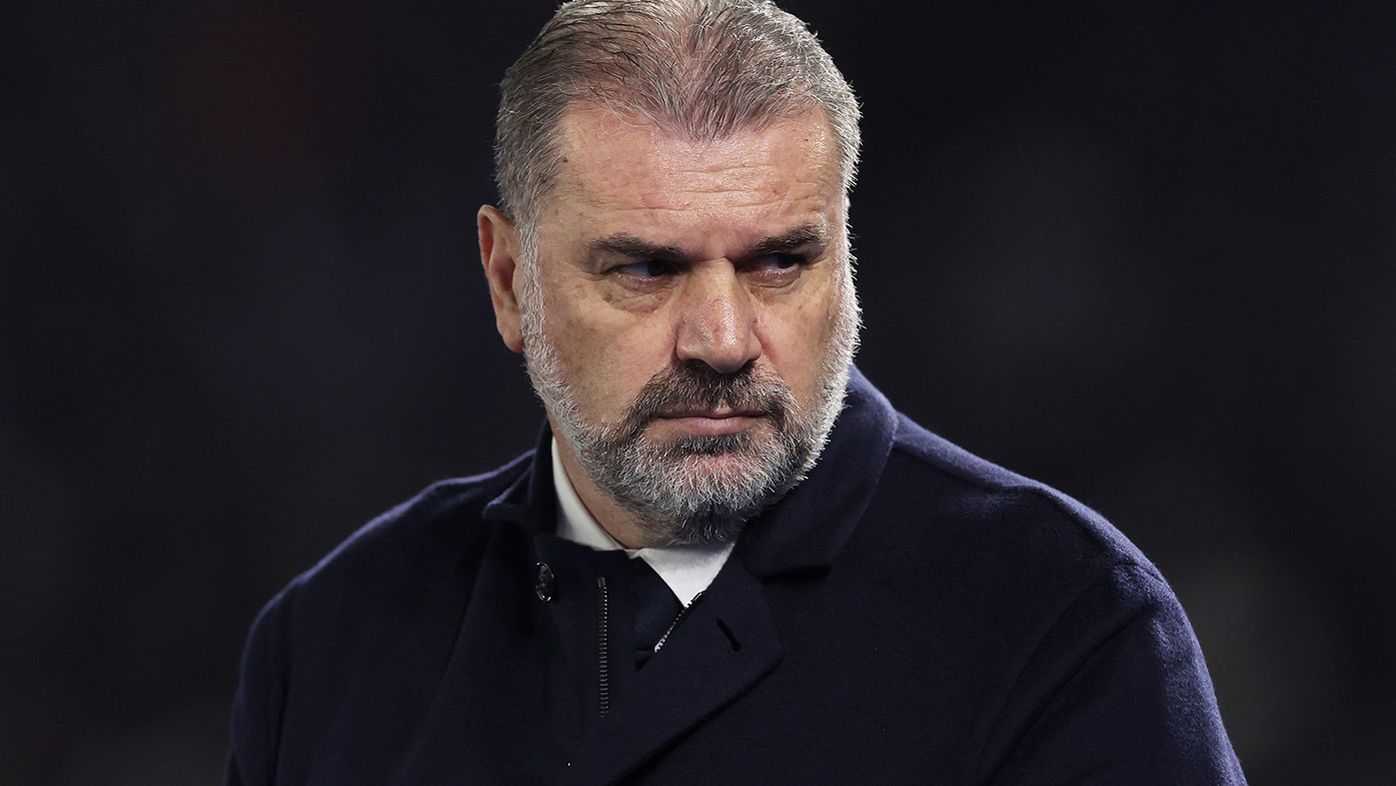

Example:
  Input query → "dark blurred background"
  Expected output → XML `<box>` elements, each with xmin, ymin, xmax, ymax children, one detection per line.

<box><xmin>3</xmin><ymin>1</ymin><xmax>1393</xmax><ymax>783</ymax></box>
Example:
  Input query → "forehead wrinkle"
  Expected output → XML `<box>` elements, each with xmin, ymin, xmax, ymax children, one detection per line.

<box><xmin>544</xmin><ymin>109</ymin><xmax>844</xmax><ymax>254</ymax></box>
<box><xmin>565</xmin><ymin>158</ymin><xmax>819</xmax><ymax>207</ymax></box>
<box><xmin>555</xmin><ymin>108</ymin><xmax>837</xmax><ymax>189</ymax></box>
<box><xmin>565</xmin><ymin>181</ymin><xmax>832</xmax><ymax>231</ymax></box>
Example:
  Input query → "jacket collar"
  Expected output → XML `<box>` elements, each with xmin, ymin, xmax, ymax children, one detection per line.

<box><xmin>480</xmin><ymin>365</ymin><xmax>898</xmax><ymax>579</ymax></box>
<box><xmin>480</xmin><ymin>420</ymin><xmax>560</xmax><ymax>533</ymax></box>
<box><xmin>735</xmin><ymin>366</ymin><xmax>897</xmax><ymax>578</ymax></box>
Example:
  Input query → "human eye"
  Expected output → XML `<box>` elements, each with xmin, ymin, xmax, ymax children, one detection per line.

<box><xmin>750</xmin><ymin>253</ymin><xmax>801</xmax><ymax>271</ymax></box>
<box><xmin>743</xmin><ymin>253</ymin><xmax>805</xmax><ymax>283</ymax></box>
<box><xmin>612</xmin><ymin>259</ymin><xmax>677</xmax><ymax>280</ymax></box>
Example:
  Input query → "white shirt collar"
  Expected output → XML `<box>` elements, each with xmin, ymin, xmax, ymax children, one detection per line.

<box><xmin>551</xmin><ymin>437</ymin><xmax>734</xmax><ymax>606</ymax></box>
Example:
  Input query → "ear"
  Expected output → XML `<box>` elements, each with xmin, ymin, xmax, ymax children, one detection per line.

<box><xmin>478</xmin><ymin>205</ymin><xmax>525</xmax><ymax>353</ymax></box>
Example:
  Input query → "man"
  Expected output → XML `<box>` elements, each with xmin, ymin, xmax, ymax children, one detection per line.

<box><xmin>228</xmin><ymin>1</ymin><xmax>1246</xmax><ymax>783</ymax></box>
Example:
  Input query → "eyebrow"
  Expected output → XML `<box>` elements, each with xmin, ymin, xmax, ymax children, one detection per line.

<box><xmin>587</xmin><ymin>224</ymin><xmax>828</xmax><ymax>264</ymax></box>
<box><xmin>749</xmin><ymin>225</ymin><xmax>828</xmax><ymax>256</ymax></box>
<box><xmin>587</xmin><ymin>234</ymin><xmax>686</xmax><ymax>262</ymax></box>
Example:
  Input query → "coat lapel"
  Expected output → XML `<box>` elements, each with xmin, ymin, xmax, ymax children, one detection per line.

<box><xmin>561</xmin><ymin>559</ymin><xmax>783</xmax><ymax>786</ymax></box>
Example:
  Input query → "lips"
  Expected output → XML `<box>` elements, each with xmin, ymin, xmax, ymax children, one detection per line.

<box><xmin>652</xmin><ymin>407</ymin><xmax>768</xmax><ymax>437</ymax></box>
<box><xmin>656</xmin><ymin>407</ymin><xmax>766</xmax><ymax>420</ymax></box>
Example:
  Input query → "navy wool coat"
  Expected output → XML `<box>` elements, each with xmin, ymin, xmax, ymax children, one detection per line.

<box><xmin>227</xmin><ymin>369</ymin><xmax>1246</xmax><ymax>784</ymax></box>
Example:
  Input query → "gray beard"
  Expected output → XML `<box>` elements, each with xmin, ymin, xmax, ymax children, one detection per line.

<box><xmin>518</xmin><ymin>267</ymin><xmax>860</xmax><ymax>546</ymax></box>
<box><xmin>561</xmin><ymin>362</ymin><xmax>825</xmax><ymax>545</ymax></box>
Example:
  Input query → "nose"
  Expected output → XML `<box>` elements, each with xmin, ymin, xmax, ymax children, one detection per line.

<box><xmin>674</xmin><ymin>262</ymin><xmax>761</xmax><ymax>374</ymax></box>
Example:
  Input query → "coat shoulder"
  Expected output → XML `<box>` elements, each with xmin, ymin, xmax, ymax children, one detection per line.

<box><xmin>228</xmin><ymin>453</ymin><xmax>536</xmax><ymax>785</ymax></box>
<box><xmin>878</xmin><ymin>411</ymin><xmax>1158</xmax><ymax>581</ymax></box>
<box><xmin>269</xmin><ymin>451</ymin><xmax>533</xmax><ymax>621</ymax></box>
<box><xmin>837</xmin><ymin>411</ymin><xmax>1174</xmax><ymax>635</ymax></box>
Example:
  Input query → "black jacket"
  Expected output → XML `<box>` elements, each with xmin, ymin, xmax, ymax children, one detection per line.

<box><xmin>227</xmin><ymin>369</ymin><xmax>1246</xmax><ymax>784</ymax></box>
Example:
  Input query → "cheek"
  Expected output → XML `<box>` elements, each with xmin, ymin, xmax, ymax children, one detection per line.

<box><xmin>757</xmin><ymin>278</ymin><xmax>840</xmax><ymax>391</ymax></box>
<box><xmin>595</xmin><ymin>331</ymin><xmax>673</xmax><ymax>387</ymax></box>
<box><xmin>545</xmin><ymin>288</ymin><xmax>676</xmax><ymax>404</ymax></box>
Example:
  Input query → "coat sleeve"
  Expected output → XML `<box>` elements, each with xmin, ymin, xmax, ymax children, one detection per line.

<box><xmin>979</xmin><ymin>564</ymin><xmax>1247</xmax><ymax>785</ymax></box>
<box><xmin>225</xmin><ymin>586</ymin><xmax>295</xmax><ymax>786</ymax></box>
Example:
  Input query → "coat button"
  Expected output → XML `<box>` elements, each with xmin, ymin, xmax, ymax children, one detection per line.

<box><xmin>535</xmin><ymin>562</ymin><xmax>555</xmax><ymax>602</ymax></box>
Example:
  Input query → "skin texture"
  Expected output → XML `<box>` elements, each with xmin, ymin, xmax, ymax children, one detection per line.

<box><xmin>479</xmin><ymin>107</ymin><xmax>849</xmax><ymax>548</ymax></box>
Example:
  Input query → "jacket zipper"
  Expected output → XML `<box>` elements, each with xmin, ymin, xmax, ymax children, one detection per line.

<box><xmin>596</xmin><ymin>576</ymin><xmax>610</xmax><ymax>718</ymax></box>
<box><xmin>653</xmin><ymin>590</ymin><xmax>704</xmax><ymax>654</ymax></box>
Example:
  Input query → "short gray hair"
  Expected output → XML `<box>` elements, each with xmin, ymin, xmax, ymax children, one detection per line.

<box><xmin>493</xmin><ymin>0</ymin><xmax>862</xmax><ymax>230</ymax></box>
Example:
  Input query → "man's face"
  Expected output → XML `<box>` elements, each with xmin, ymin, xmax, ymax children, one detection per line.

<box><xmin>511</xmin><ymin>106</ymin><xmax>859</xmax><ymax>545</ymax></box>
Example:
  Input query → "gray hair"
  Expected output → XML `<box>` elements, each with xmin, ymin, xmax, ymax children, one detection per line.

<box><xmin>493</xmin><ymin>0</ymin><xmax>862</xmax><ymax>233</ymax></box>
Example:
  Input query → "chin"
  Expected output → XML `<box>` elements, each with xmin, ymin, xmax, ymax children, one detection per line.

<box><xmin>672</xmin><ymin>451</ymin><xmax>764</xmax><ymax>486</ymax></box>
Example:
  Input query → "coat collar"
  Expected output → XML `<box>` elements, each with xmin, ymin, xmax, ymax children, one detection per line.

<box><xmin>734</xmin><ymin>366</ymin><xmax>897</xmax><ymax>578</ymax></box>
<box><xmin>480</xmin><ymin>421</ymin><xmax>559</xmax><ymax>532</ymax></box>
<box><xmin>480</xmin><ymin>366</ymin><xmax>898</xmax><ymax>579</ymax></box>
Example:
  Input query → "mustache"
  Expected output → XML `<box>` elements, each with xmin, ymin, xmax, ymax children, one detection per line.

<box><xmin>619</xmin><ymin>362</ymin><xmax>793</xmax><ymax>437</ymax></box>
